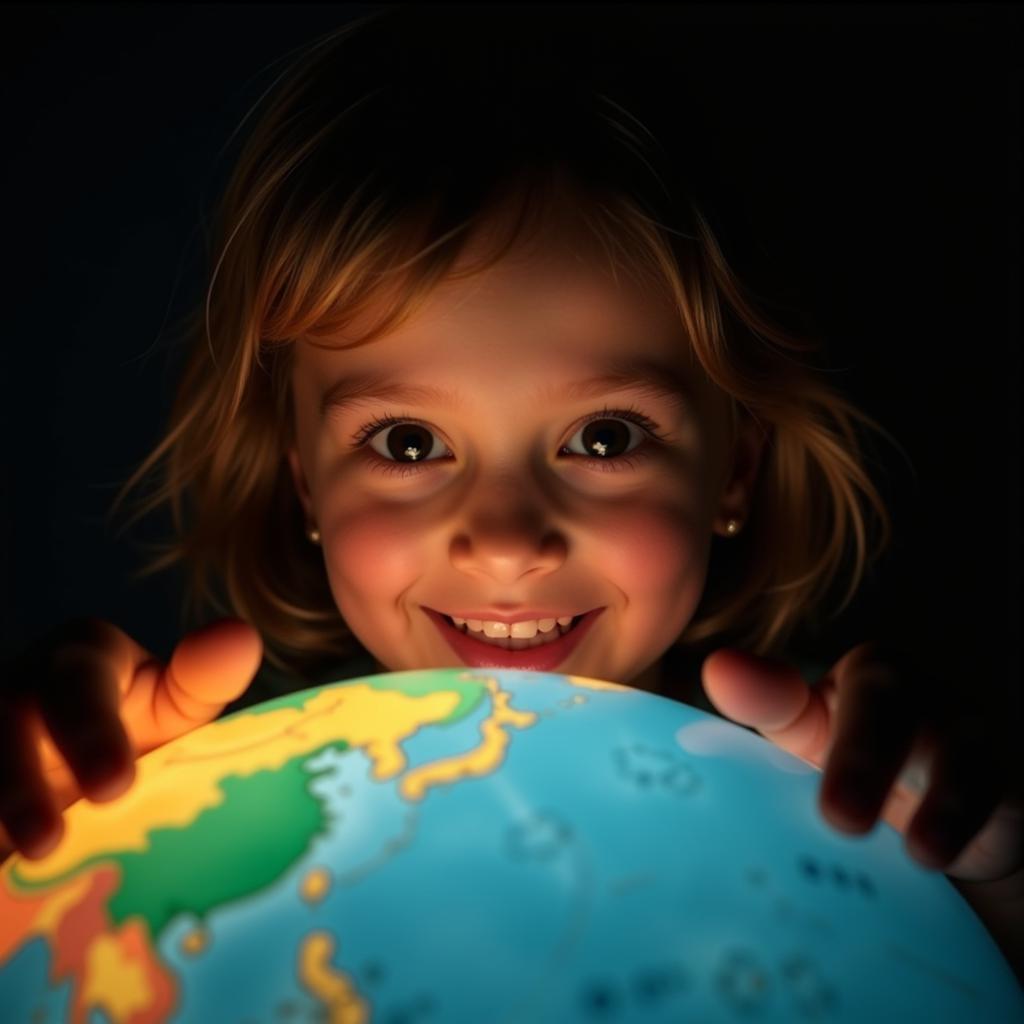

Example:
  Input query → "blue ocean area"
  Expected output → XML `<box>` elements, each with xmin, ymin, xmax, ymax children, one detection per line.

<box><xmin>0</xmin><ymin>936</ymin><xmax>73</xmax><ymax>1023</ymax></box>
<box><xmin>152</xmin><ymin>670</ymin><xmax>1019</xmax><ymax>1023</ymax></box>
<box><xmin>2</xmin><ymin>670</ymin><xmax>1020</xmax><ymax>1023</ymax></box>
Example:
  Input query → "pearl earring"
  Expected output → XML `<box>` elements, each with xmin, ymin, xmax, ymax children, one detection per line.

<box><xmin>725</xmin><ymin>519</ymin><xmax>740</xmax><ymax>536</ymax></box>
<box><xmin>307</xmin><ymin>527</ymin><xmax>321</xmax><ymax>544</ymax></box>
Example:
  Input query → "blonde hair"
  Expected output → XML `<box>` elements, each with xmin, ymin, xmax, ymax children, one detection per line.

<box><xmin>109</xmin><ymin>6</ymin><xmax>910</xmax><ymax>680</ymax></box>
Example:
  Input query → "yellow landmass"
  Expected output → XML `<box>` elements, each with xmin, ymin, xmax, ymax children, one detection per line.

<box><xmin>299</xmin><ymin>931</ymin><xmax>369</xmax><ymax>1024</ymax></box>
<box><xmin>180</xmin><ymin>927</ymin><xmax>208</xmax><ymax>956</ymax></box>
<box><xmin>301</xmin><ymin>867</ymin><xmax>332</xmax><ymax>905</ymax></box>
<box><xmin>564</xmin><ymin>674</ymin><xmax>631</xmax><ymax>693</ymax></box>
<box><xmin>82</xmin><ymin>932</ymin><xmax>151</xmax><ymax>1021</ymax></box>
<box><xmin>1</xmin><ymin>865</ymin><xmax>178</xmax><ymax>1024</ymax></box>
<box><xmin>454</xmin><ymin>668</ymin><xmax>629</xmax><ymax>695</ymax></box>
<box><xmin>2</xmin><ymin>670</ymin><xmax>628</xmax><ymax>1024</ymax></box>
<box><xmin>18</xmin><ymin>671</ymin><xmax>620</xmax><ymax>884</ymax></box>
<box><xmin>393</xmin><ymin>671</ymin><xmax>622</xmax><ymax>802</ymax></box>
<box><xmin>401</xmin><ymin>678</ymin><xmax>537</xmax><ymax>801</ymax></box>
<box><xmin>18</xmin><ymin>683</ymin><xmax>463</xmax><ymax>883</ymax></box>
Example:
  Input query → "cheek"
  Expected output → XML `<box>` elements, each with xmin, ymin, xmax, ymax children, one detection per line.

<box><xmin>593</xmin><ymin>502</ymin><xmax>702</xmax><ymax>594</ymax></box>
<box><xmin>323</xmin><ymin>507</ymin><xmax>423</xmax><ymax>603</ymax></box>
<box><xmin>593</xmin><ymin>502</ymin><xmax>709</xmax><ymax>653</ymax></box>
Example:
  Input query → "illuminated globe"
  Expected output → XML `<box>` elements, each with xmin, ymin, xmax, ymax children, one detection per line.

<box><xmin>1</xmin><ymin>667</ymin><xmax>1020</xmax><ymax>1023</ymax></box>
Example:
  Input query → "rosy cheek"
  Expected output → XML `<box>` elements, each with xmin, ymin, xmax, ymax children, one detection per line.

<box><xmin>591</xmin><ymin>503</ymin><xmax>699</xmax><ymax>592</ymax></box>
<box><xmin>328</xmin><ymin>512</ymin><xmax>423</xmax><ymax>598</ymax></box>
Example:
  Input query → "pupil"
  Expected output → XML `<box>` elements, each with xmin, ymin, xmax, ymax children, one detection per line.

<box><xmin>389</xmin><ymin>427</ymin><xmax>432</xmax><ymax>462</ymax></box>
<box><xmin>584</xmin><ymin>420</ymin><xmax>627</xmax><ymax>458</ymax></box>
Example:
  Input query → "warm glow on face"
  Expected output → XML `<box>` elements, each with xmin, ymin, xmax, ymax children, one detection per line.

<box><xmin>287</xmin><ymin>212</ymin><xmax>742</xmax><ymax>691</ymax></box>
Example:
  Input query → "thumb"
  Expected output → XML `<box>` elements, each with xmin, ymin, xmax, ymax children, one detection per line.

<box><xmin>123</xmin><ymin>619</ymin><xmax>263</xmax><ymax>750</ymax></box>
<box><xmin>701</xmin><ymin>648</ymin><xmax>830</xmax><ymax>763</ymax></box>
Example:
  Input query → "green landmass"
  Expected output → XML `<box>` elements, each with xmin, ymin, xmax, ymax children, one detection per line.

<box><xmin>104</xmin><ymin>743</ymin><xmax>350</xmax><ymax>939</ymax></box>
<box><xmin>13</xmin><ymin>673</ymin><xmax>490</xmax><ymax>942</ymax></box>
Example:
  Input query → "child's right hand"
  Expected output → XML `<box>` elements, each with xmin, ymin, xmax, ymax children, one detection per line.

<box><xmin>0</xmin><ymin>616</ymin><xmax>263</xmax><ymax>863</ymax></box>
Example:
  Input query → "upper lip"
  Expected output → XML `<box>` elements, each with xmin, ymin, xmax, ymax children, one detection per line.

<box><xmin>426</xmin><ymin>607</ymin><xmax>598</xmax><ymax>624</ymax></box>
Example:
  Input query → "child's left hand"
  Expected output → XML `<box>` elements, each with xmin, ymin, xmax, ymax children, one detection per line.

<box><xmin>701</xmin><ymin>642</ymin><xmax>1023</xmax><ymax>884</ymax></box>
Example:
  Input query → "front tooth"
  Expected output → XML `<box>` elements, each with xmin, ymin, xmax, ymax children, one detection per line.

<box><xmin>450</xmin><ymin>616</ymin><xmax>573</xmax><ymax>637</ymax></box>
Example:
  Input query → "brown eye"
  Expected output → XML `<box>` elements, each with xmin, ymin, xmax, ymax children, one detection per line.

<box><xmin>376</xmin><ymin>422</ymin><xmax>439</xmax><ymax>463</ymax></box>
<box><xmin>564</xmin><ymin>417</ymin><xmax>644</xmax><ymax>460</ymax></box>
<box><xmin>351</xmin><ymin>405</ymin><xmax>663</xmax><ymax>478</ymax></box>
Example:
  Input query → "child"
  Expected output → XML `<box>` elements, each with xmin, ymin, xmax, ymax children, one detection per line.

<box><xmin>1</xmin><ymin>5</ymin><xmax>1019</xmax><ymax>976</ymax></box>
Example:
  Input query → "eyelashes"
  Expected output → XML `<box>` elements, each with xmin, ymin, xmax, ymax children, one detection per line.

<box><xmin>348</xmin><ymin>404</ymin><xmax>668</xmax><ymax>479</ymax></box>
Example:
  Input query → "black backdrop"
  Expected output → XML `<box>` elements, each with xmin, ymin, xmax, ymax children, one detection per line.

<box><xmin>2</xmin><ymin>4</ymin><xmax>1020</xmax><ymax>723</ymax></box>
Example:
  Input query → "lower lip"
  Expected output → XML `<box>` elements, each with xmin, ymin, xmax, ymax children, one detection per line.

<box><xmin>423</xmin><ymin>607</ymin><xmax>605</xmax><ymax>672</ymax></box>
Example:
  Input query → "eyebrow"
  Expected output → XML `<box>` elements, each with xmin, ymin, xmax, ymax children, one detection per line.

<box><xmin>319</xmin><ymin>355</ymin><xmax>692</xmax><ymax>418</ymax></box>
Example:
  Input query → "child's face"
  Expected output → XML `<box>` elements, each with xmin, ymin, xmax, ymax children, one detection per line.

<box><xmin>287</xmin><ymin>210</ymin><xmax>765</xmax><ymax>691</ymax></box>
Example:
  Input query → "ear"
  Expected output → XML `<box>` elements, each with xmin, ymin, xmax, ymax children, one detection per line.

<box><xmin>286</xmin><ymin>445</ymin><xmax>314</xmax><ymax>522</ymax></box>
<box><xmin>714</xmin><ymin>410</ymin><xmax>770</xmax><ymax>534</ymax></box>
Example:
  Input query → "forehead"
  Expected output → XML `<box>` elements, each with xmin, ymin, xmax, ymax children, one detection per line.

<box><xmin>297</xmin><ymin>208</ymin><xmax>697</xmax><ymax>389</ymax></box>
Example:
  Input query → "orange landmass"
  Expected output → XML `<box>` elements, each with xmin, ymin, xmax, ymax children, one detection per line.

<box><xmin>1</xmin><ymin>863</ymin><xmax>179</xmax><ymax>1023</ymax></box>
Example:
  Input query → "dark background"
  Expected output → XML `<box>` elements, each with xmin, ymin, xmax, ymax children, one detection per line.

<box><xmin>2</xmin><ymin>4</ymin><xmax>1020</xmax><ymax>723</ymax></box>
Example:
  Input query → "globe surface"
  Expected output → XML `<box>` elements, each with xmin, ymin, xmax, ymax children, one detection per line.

<box><xmin>1</xmin><ymin>667</ymin><xmax>1020</xmax><ymax>1023</ymax></box>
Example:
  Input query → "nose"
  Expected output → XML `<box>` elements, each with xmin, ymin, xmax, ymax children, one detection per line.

<box><xmin>449</xmin><ymin>475</ymin><xmax>568</xmax><ymax>583</ymax></box>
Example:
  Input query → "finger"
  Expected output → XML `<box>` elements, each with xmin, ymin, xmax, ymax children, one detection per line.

<box><xmin>37</xmin><ymin>642</ymin><xmax>136</xmax><ymax>805</ymax></box>
<box><xmin>701</xmin><ymin>649</ymin><xmax>831</xmax><ymax>764</ymax></box>
<box><xmin>817</xmin><ymin>657</ymin><xmax>919</xmax><ymax>834</ymax></box>
<box><xmin>0</xmin><ymin>699</ymin><xmax>64</xmax><ymax>860</ymax></box>
<box><xmin>903</xmin><ymin>728</ymin><xmax>1005</xmax><ymax>871</ymax></box>
<box><xmin>124</xmin><ymin>619</ymin><xmax>262</xmax><ymax>745</ymax></box>
<box><xmin>10</xmin><ymin>617</ymin><xmax>152</xmax><ymax>781</ymax></box>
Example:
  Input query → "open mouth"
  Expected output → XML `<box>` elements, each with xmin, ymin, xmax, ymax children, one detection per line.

<box><xmin>424</xmin><ymin>606</ymin><xmax>604</xmax><ymax>671</ymax></box>
<box><xmin>438</xmin><ymin>612</ymin><xmax>584</xmax><ymax>649</ymax></box>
